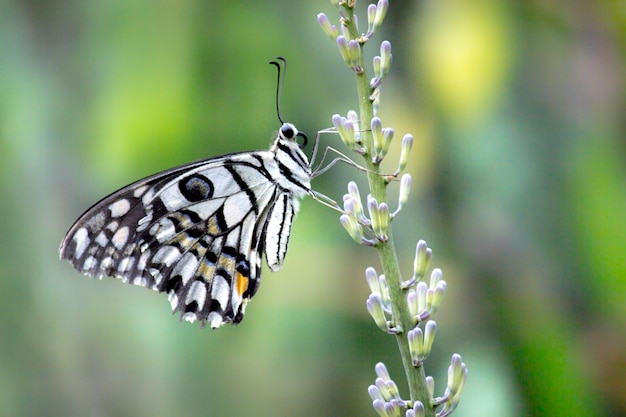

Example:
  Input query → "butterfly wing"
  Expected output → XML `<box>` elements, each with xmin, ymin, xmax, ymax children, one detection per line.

<box><xmin>60</xmin><ymin>151</ymin><xmax>285</xmax><ymax>328</ymax></box>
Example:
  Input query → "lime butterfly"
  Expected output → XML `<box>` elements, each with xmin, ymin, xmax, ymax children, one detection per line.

<box><xmin>60</xmin><ymin>58</ymin><xmax>314</xmax><ymax>328</ymax></box>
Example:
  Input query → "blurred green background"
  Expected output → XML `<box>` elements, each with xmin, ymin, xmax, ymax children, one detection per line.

<box><xmin>1</xmin><ymin>0</ymin><xmax>624</xmax><ymax>416</ymax></box>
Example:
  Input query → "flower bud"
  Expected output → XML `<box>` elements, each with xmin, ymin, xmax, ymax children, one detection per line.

<box><xmin>343</xmin><ymin>120</ymin><xmax>357</xmax><ymax>149</ymax></box>
<box><xmin>372</xmin><ymin>399</ymin><xmax>389</xmax><ymax>417</ymax></box>
<box><xmin>378</xmin><ymin>274</ymin><xmax>391</xmax><ymax>308</ymax></box>
<box><xmin>377</xmin><ymin>202</ymin><xmax>389</xmax><ymax>241</ymax></box>
<box><xmin>380</xmin><ymin>40</ymin><xmax>392</xmax><ymax>77</ymax></box>
<box><xmin>375</xmin><ymin>362</ymin><xmax>391</xmax><ymax>381</ymax></box>
<box><xmin>368</xmin><ymin>384</ymin><xmax>385</xmax><ymax>402</ymax></box>
<box><xmin>367</xmin><ymin>294</ymin><xmax>389</xmax><ymax>332</ymax></box>
<box><xmin>348</xmin><ymin>39</ymin><xmax>361</xmax><ymax>68</ymax></box>
<box><xmin>374</xmin><ymin>0</ymin><xmax>389</xmax><ymax>28</ymax></box>
<box><xmin>417</xmin><ymin>268</ymin><xmax>445</xmax><ymax>317</ymax></box>
<box><xmin>384</xmin><ymin>401</ymin><xmax>400</xmax><ymax>417</ymax></box>
<box><xmin>396</xmin><ymin>134</ymin><xmax>413</xmax><ymax>174</ymax></box>
<box><xmin>340</xmin><ymin>214</ymin><xmax>363</xmax><ymax>244</ymax></box>
<box><xmin>439</xmin><ymin>354</ymin><xmax>467</xmax><ymax>415</ymax></box>
<box><xmin>381</xmin><ymin>127</ymin><xmax>394</xmax><ymax>159</ymax></box>
<box><xmin>413</xmin><ymin>240</ymin><xmax>431</xmax><ymax>279</ymax></box>
<box><xmin>317</xmin><ymin>13</ymin><xmax>339</xmax><ymax>40</ymax></box>
<box><xmin>447</xmin><ymin>354</ymin><xmax>466</xmax><ymax>397</ymax></box>
<box><xmin>365</xmin><ymin>266</ymin><xmax>381</xmax><ymax>297</ymax></box>
<box><xmin>415</xmin><ymin>281</ymin><xmax>428</xmax><ymax>319</ymax></box>
<box><xmin>367</xmin><ymin>194</ymin><xmax>381</xmax><ymax>232</ymax></box>
<box><xmin>429</xmin><ymin>267</ymin><xmax>442</xmax><ymax>287</ymax></box>
<box><xmin>367</xmin><ymin>3</ymin><xmax>377</xmax><ymax>35</ymax></box>
<box><xmin>450</xmin><ymin>366</ymin><xmax>468</xmax><ymax>406</ymax></box>
<box><xmin>346</xmin><ymin>110</ymin><xmax>361</xmax><ymax>144</ymax></box>
<box><xmin>422</xmin><ymin>320</ymin><xmax>437</xmax><ymax>360</ymax></box>
<box><xmin>347</xmin><ymin>109</ymin><xmax>359</xmax><ymax>124</ymax></box>
<box><xmin>425</xmin><ymin>376</ymin><xmax>435</xmax><ymax>400</ymax></box>
<box><xmin>336</xmin><ymin>36</ymin><xmax>351</xmax><ymax>66</ymax></box>
<box><xmin>347</xmin><ymin>181</ymin><xmax>364</xmax><ymax>220</ymax></box>
<box><xmin>383</xmin><ymin>379</ymin><xmax>400</xmax><ymax>400</ymax></box>
<box><xmin>393</xmin><ymin>174</ymin><xmax>411</xmax><ymax>217</ymax></box>
<box><xmin>373</xmin><ymin>56</ymin><xmax>382</xmax><ymax>80</ymax></box>
<box><xmin>332</xmin><ymin>113</ymin><xmax>347</xmax><ymax>136</ymax></box>
<box><xmin>371</xmin><ymin>117</ymin><xmax>384</xmax><ymax>163</ymax></box>
<box><xmin>429</xmin><ymin>279</ymin><xmax>446</xmax><ymax>315</ymax></box>
<box><xmin>408</xmin><ymin>327</ymin><xmax>424</xmax><ymax>366</ymax></box>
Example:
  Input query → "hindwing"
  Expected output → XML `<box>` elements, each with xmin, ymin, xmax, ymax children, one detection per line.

<box><xmin>60</xmin><ymin>151</ymin><xmax>297</xmax><ymax>328</ymax></box>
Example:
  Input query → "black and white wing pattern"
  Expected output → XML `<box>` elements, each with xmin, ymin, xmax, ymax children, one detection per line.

<box><xmin>60</xmin><ymin>123</ymin><xmax>311</xmax><ymax>328</ymax></box>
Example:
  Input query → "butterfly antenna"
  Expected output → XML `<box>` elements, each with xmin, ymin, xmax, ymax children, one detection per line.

<box><xmin>269</xmin><ymin>56</ymin><xmax>287</xmax><ymax>124</ymax></box>
<box><xmin>268</xmin><ymin>57</ymin><xmax>308</xmax><ymax>147</ymax></box>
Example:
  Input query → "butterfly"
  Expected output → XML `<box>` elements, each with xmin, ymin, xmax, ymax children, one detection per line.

<box><xmin>59</xmin><ymin>121</ymin><xmax>312</xmax><ymax>329</ymax></box>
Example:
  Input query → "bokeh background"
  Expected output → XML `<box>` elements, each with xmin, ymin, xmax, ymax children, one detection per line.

<box><xmin>1</xmin><ymin>0</ymin><xmax>624</xmax><ymax>416</ymax></box>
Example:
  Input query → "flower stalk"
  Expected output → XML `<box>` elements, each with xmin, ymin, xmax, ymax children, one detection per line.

<box><xmin>318</xmin><ymin>1</ymin><xmax>467</xmax><ymax>416</ymax></box>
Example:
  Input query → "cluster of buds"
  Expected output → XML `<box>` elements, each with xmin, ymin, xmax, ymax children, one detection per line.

<box><xmin>370</xmin><ymin>40</ymin><xmax>392</xmax><ymax>115</ymax></box>
<box><xmin>365</xmin><ymin>242</ymin><xmax>467</xmax><ymax>416</ymax></box>
<box><xmin>434</xmin><ymin>354</ymin><xmax>468</xmax><ymax>417</ymax></box>
<box><xmin>404</xmin><ymin>241</ymin><xmax>446</xmax><ymax>367</ymax></box>
<box><xmin>332</xmin><ymin>112</ymin><xmax>414</xmax><ymax>176</ymax></box>
<box><xmin>364</xmin><ymin>241</ymin><xmax>446</xmax><ymax>333</ymax></box>
<box><xmin>339</xmin><ymin>177</ymin><xmax>411</xmax><ymax>246</ymax></box>
<box><xmin>341</xmin><ymin>181</ymin><xmax>375</xmax><ymax>246</ymax></box>
<box><xmin>368</xmin><ymin>357</ymin><xmax>467</xmax><ymax>417</ymax></box>
<box><xmin>318</xmin><ymin>0</ymin><xmax>388</xmax><ymax>43</ymax></box>
<box><xmin>371</xmin><ymin>40</ymin><xmax>392</xmax><ymax>88</ymax></box>
<box><xmin>365</xmin><ymin>266</ymin><xmax>393</xmax><ymax>332</ymax></box>
<box><xmin>332</xmin><ymin>111</ymin><xmax>364</xmax><ymax>153</ymax></box>
<box><xmin>365</xmin><ymin>0</ymin><xmax>389</xmax><ymax>40</ymax></box>
<box><xmin>406</xmin><ymin>268</ymin><xmax>446</xmax><ymax>323</ymax></box>
<box><xmin>368</xmin><ymin>362</ymin><xmax>410</xmax><ymax>417</ymax></box>
<box><xmin>335</xmin><ymin>35</ymin><xmax>364</xmax><ymax>73</ymax></box>
<box><xmin>370</xmin><ymin>117</ymin><xmax>393</xmax><ymax>164</ymax></box>
<box><xmin>367</xmin><ymin>361</ymin><xmax>430</xmax><ymax>417</ymax></box>
<box><xmin>370</xmin><ymin>40</ymin><xmax>392</xmax><ymax>114</ymax></box>
<box><xmin>318</xmin><ymin>0</ymin><xmax>391</xmax><ymax>92</ymax></box>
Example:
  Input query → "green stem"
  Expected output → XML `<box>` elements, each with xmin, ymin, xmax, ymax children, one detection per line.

<box><xmin>341</xmin><ymin>4</ymin><xmax>434</xmax><ymax>415</ymax></box>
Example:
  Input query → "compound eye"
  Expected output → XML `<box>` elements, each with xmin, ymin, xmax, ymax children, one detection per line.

<box><xmin>280</xmin><ymin>123</ymin><xmax>296</xmax><ymax>140</ymax></box>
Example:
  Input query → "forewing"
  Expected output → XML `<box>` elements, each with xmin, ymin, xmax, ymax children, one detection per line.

<box><xmin>60</xmin><ymin>152</ymin><xmax>279</xmax><ymax>327</ymax></box>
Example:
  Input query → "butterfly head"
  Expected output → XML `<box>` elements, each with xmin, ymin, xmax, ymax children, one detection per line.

<box><xmin>271</xmin><ymin>122</ymin><xmax>312</xmax><ymax>180</ymax></box>
<box><xmin>277</xmin><ymin>122</ymin><xmax>308</xmax><ymax>149</ymax></box>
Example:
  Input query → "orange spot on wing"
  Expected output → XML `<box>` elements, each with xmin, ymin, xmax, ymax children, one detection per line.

<box><xmin>235</xmin><ymin>272</ymin><xmax>249</xmax><ymax>296</ymax></box>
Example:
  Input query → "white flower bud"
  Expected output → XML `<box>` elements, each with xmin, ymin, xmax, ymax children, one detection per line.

<box><xmin>397</xmin><ymin>134</ymin><xmax>414</xmax><ymax>174</ymax></box>
<box><xmin>317</xmin><ymin>13</ymin><xmax>339</xmax><ymax>40</ymax></box>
